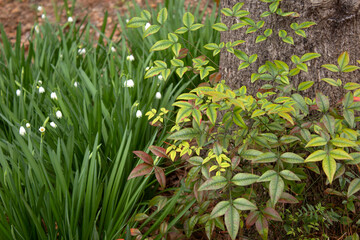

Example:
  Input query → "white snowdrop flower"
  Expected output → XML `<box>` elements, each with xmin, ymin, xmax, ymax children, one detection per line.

<box><xmin>124</xmin><ymin>79</ymin><xmax>134</xmax><ymax>88</ymax></box>
<box><xmin>126</xmin><ymin>19</ymin><xmax>129</xmax><ymax>23</ymax></box>
<box><xmin>111</xmin><ymin>46</ymin><xmax>116</xmax><ymax>52</ymax></box>
<box><xmin>136</xmin><ymin>110</ymin><xmax>142</xmax><ymax>118</ymax></box>
<box><xmin>158</xmin><ymin>75</ymin><xmax>163</xmax><ymax>80</ymax></box>
<box><xmin>16</xmin><ymin>89</ymin><xmax>21</xmax><ymax>96</ymax></box>
<box><xmin>37</xmin><ymin>6</ymin><xmax>43</xmax><ymax>11</ymax></box>
<box><xmin>78</xmin><ymin>48</ymin><xmax>86</xmax><ymax>55</ymax></box>
<box><xmin>19</xmin><ymin>126</ymin><xmax>26</xmax><ymax>136</ymax></box>
<box><xmin>155</xmin><ymin>92</ymin><xmax>162</xmax><ymax>99</ymax></box>
<box><xmin>38</xmin><ymin>80</ymin><xmax>42</xmax><ymax>84</ymax></box>
<box><xmin>56</xmin><ymin>110</ymin><xmax>62</xmax><ymax>119</ymax></box>
<box><xmin>74</xmin><ymin>81</ymin><xmax>79</xmax><ymax>87</ymax></box>
<box><xmin>41</xmin><ymin>14</ymin><xmax>46</xmax><ymax>19</ymax></box>
<box><xmin>39</xmin><ymin>126</ymin><xmax>45</xmax><ymax>133</ymax></box>
<box><xmin>145</xmin><ymin>66</ymin><xmax>150</xmax><ymax>71</ymax></box>
<box><xmin>39</xmin><ymin>86</ymin><xmax>45</xmax><ymax>93</ymax></box>
<box><xmin>50</xmin><ymin>92</ymin><xmax>57</xmax><ymax>100</ymax></box>
<box><xmin>144</xmin><ymin>22</ymin><xmax>151</xmax><ymax>30</ymax></box>
<box><xmin>35</xmin><ymin>25</ymin><xmax>40</xmax><ymax>33</ymax></box>
<box><xmin>26</xmin><ymin>123</ymin><xmax>31</xmax><ymax>128</ymax></box>
<box><xmin>50</xmin><ymin>122</ymin><xmax>57</xmax><ymax>128</ymax></box>
<box><xmin>67</xmin><ymin>16</ymin><xmax>73</xmax><ymax>23</ymax></box>
<box><xmin>126</xmin><ymin>55</ymin><xmax>135</xmax><ymax>61</ymax></box>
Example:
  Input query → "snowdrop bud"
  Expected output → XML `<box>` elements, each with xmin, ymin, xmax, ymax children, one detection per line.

<box><xmin>38</xmin><ymin>80</ymin><xmax>42</xmax><ymax>84</ymax></box>
<box><xmin>126</xmin><ymin>55</ymin><xmax>135</xmax><ymax>61</ymax></box>
<box><xmin>144</xmin><ymin>22</ymin><xmax>151</xmax><ymax>30</ymax></box>
<box><xmin>39</xmin><ymin>86</ymin><xmax>45</xmax><ymax>93</ymax></box>
<box><xmin>78</xmin><ymin>48</ymin><xmax>86</xmax><ymax>55</ymax></box>
<box><xmin>56</xmin><ymin>110</ymin><xmax>62</xmax><ymax>119</ymax></box>
<box><xmin>126</xmin><ymin>19</ymin><xmax>129</xmax><ymax>23</ymax></box>
<box><xmin>41</xmin><ymin>14</ymin><xmax>46</xmax><ymax>19</ymax></box>
<box><xmin>145</xmin><ymin>67</ymin><xmax>150</xmax><ymax>71</ymax></box>
<box><xmin>26</xmin><ymin>123</ymin><xmax>31</xmax><ymax>128</ymax></box>
<box><xmin>35</xmin><ymin>25</ymin><xmax>40</xmax><ymax>33</ymax></box>
<box><xmin>111</xmin><ymin>46</ymin><xmax>116</xmax><ymax>52</ymax></box>
<box><xmin>37</xmin><ymin>6</ymin><xmax>43</xmax><ymax>11</ymax></box>
<box><xmin>74</xmin><ymin>82</ymin><xmax>79</xmax><ymax>87</ymax></box>
<box><xmin>16</xmin><ymin>89</ymin><xmax>21</xmax><ymax>96</ymax></box>
<box><xmin>19</xmin><ymin>126</ymin><xmax>26</xmax><ymax>136</ymax></box>
<box><xmin>155</xmin><ymin>92</ymin><xmax>162</xmax><ymax>99</ymax></box>
<box><xmin>136</xmin><ymin>110</ymin><xmax>142</xmax><ymax>118</ymax></box>
<box><xmin>158</xmin><ymin>75</ymin><xmax>163</xmax><ymax>80</ymax></box>
<box><xmin>67</xmin><ymin>16</ymin><xmax>73</xmax><ymax>22</ymax></box>
<box><xmin>50</xmin><ymin>122</ymin><xmax>57</xmax><ymax>128</ymax></box>
<box><xmin>39</xmin><ymin>126</ymin><xmax>45</xmax><ymax>133</ymax></box>
<box><xmin>50</xmin><ymin>92</ymin><xmax>57</xmax><ymax>100</ymax></box>
<box><xmin>124</xmin><ymin>79</ymin><xmax>134</xmax><ymax>88</ymax></box>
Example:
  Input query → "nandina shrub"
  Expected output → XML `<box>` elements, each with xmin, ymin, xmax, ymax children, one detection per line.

<box><xmin>126</xmin><ymin>1</ymin><xmax>360</xmax><ymax>239</ymax></box>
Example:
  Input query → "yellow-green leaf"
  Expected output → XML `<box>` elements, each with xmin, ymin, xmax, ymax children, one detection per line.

<box><xmin>150</xmin><ymin>40</ymin><xmax>173</xmax><ymax>52</ymax></box>
<box><xmin>305</xmin><ymin>150</ymin><xmax>326</xmax><ymax>162</ymax></box>
<box><xmin>157</xmin><ymin>8</ymin><xmax>168</xmax><ymax>24</ymax></box>
<box><xmin>305</xmin><ymin>137</ymin><xmax>327</xmax><ymax>148</ymax></box>
<box><xmin>331</xmin><ymin>137</ymin><xmax>357</xmax><ymax>148</ymax></box>
<box><xmin>322</xmin><ymin>155</ymin><xmax>336</xmax><ymax>184</ymax></box>
<box><xmin>330</xmin><ymin>149</ymin><xmax>353</xmax><ymax>160</ymax></box>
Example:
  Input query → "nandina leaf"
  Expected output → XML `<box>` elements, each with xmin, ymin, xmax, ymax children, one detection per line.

<box><xmin>198</xmin><ymin>176</ymin><xmax>228</xmax><ymax>191</ymax></box>
<box><xmin>133</xmin><ymin>151</ymin><xmax>153</xmax><ymax>165</ymax></box>
<box><xmin>347</xmin><ymin>178</ymin><xmax>360</xmax><ymax>197</ymax></box>
<box><xmin>225</xmin><ymin>205</ymin><xmax>240</xmax><ymax>240</ymax></box>
<box><xmin>233</xmin><ymin>198</ymin><xmax>257</xmax><ymax>211</ymax></box>
<box><xmin>263</xmin><ymin>207</ymin><xmax>282</xmax><ymax>221</ymax></box>
<box><xmin>278</xmin><ymin>192</ymin><xmax>299</xmax><ymax>204</ymax></box>
<box><xmin>128</xmin><ymin>163</ymin><xmax>153</xmax><ymax>180</ymax></box>
<box><xmin>154</xmin><ymin>166</ymin><xmax>166</xmax><ymax>189</ymax></box>
<box><xmin>210</xmin><ymin>201</ymin><xmax>230</xmax><ymax>218</ymax></box>
<box><xmin>149</xmin><ymin>146</ymin><xmax>168</xmax><ymax>159</ymax></box>
<box><xmin>322</xmin><ymin>154</ymin><xmax>336</xmax><ymax>184</ymax></box>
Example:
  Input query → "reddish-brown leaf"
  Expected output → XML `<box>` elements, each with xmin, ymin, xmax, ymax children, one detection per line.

<box><xmin>149</xmin><ymin>146</ymin><xmax>168</xmax><ymax>159</ymax></box>
<box><xmin>130</xmin><ymin>228</ymin><xmax>141</xmax><ymax>236</ymax></box>
<box><xmin>127</xmin><ymin>163</ymin><xmax>153</xmax><ymax>180</ymax></box>
<box><xmin>154</xmin><ymin>166</ymin><xmax>166</xmax><ymax>189</ymax></box>
<box><xmin>209</xmin><ymin>72</ymin><xmax>222</xmax><ymax>85</ymax></box>
<box><xmin>133</xmin><ymin>151</ymin><xmax>153</xmax><ymax>165</ymax></box>
<box><xmin>246</xmin><ymin>211</ymin><xmax>259</xmax><ymax>228</ymax></box>
<box><xmin>278</xmin><ymin>192</ymin><xmax>299</xmax><ymax>204</ymax></box>
<box><xmin>255</xmin><ymin>215</ymin><xmax>269</xmax><ymax>239</ymax></box>
<box><xmin>177</xmin><ymin>48</ymin><xmax>189</xmax><ymax>59</ymax></box>
<box><xmin>263</xmin><ymin>207</ymin><xmax>282</xmax><ymax>221</ymax></box>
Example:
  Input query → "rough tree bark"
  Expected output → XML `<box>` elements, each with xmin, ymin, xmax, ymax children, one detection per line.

<box><xmin>220</xmin><ymin>0</ymin><xmax>360</xmax><ymax>103</ymax></box>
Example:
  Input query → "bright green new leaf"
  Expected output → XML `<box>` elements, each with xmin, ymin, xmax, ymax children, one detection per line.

<box><xmin>212</xmin><ymin>23</ymin><xmax>229</xmax><ymax>32</ymax></box>
<box><xmin>144</xmin><ymin>67</ymin><xmax>163</xmax><ymax>79</ymax></box>
<box><xmin>170</xmin><ymin>59</ymin><xmax>184</xmax><ymax>67</ymax></box>
<box><xmin>127</xmin><ymin>17</ymin><xmax>147</xmax><ymax>28</ymax></box>
<box><xmin>304</xmin><ymin>150</ymin><xmax>326</xmax><ymax>162</ymax></box>
<box><xmin>232</xmin><ymin>173</ymin><xmax>259</xmax><ymax>186</ymax></box>
<box><xmin>297</xmin><ymin>63</ymin><xmax>308</xmax><ymax>72</ymax></box>
<box><xmin>176</xmin><ymin>67</ymin><xmax>188</xmax><ymax>78</ymax></box>
<box><xmin>150</xmin><ymin>40</ymin><xmax>173</xmax><ymax>52</ymax></box>
<box><xmin>282</xmin><ymin>36</ymin><xmax>294</xmax><ymax>45</ymax></box>
<box><xmin>300</xmin><ymin>53</ymin><xmax>321</xmax><ymax>62</ymax></box>
<box><xmin>206</xmin><ymin>104</ymin><xmax>218</xmax><ymax>125</ymax></box>
<box><xmin>330</xmin><ymin>149</ymin><xmax>353</xmax><ymax>160</ymax></box>
<box><xmin>221</xmin><ymin>8</ymin><xmax>233</xmax><ymax>16</ymax></box>
<box><xmin>230</xmin><ymin>22</ymin><xmax>247</xmax><ymax>30</ymax></box>
<box><xmin>331</xmin><ymin>137</ymin><xmax>357</xmax><ymax>148</ymax></box>
<box><xmin>210</xmin><ymin>201</ymin><xmax>230</xmax><ymax>218</ymax></box>
<box><xmin>183</xmin><ymin>12</ymin><xmax>195</xmax><ymax>28</ymax></box>
<box><xmin>176</xmin><ymin>107</ymin><xmax>192</xmax><ymax>123</ymax></box>
<box><xmin>143</xmin><ymin>25</ymin><xmax>161</xmax><ymax>38</ymax></box>
<box><xmin>341</xmin><ymin>65</ymin><xmax>360</xmax><ymax>72</ymax></box>
<box><xmin>322</xmin><ymin>155</ymin><xmax>336</xmax><ymax>184</ymax></box>
<box><xmin>344</xmin><ymin>82</ymin><xmax>360</xmax><ymax>90</ymax></box>
<box><xmin>305</xmin><ymin>137</ymin><xmax>327</xmax><ymax>147</ymax></box>
<box><xmin>347</xmin><ymin>178</ymin><xmax>360</xmax><ymax>197</ymax></box>
<box><xmin>190</xmin><ymin>23</ymin><xmax>204</xmax><ymax>31</ymax></box>
<box><xmin>157</xmin><ymin>8</ymin><xmax>168</xmax><ymax>24</ymax></box>
<box><xmin>299</xmin><ymin>21</ymin><xmax>316</xmax><ymax>28</ymax></box>
<box><xmin>298</xmin><ymin>81</ymin><xmax>314</xmax><ymax>91</ymax></box>
<box><xmin>321</xmin><ymin>78</ymin><xmax>339</xmax><ymax>87</ymax></box>
<box><xmin>256</xmin><ymin>35</ymin><xmax>267</xmax><ymax>43</ymax></box>
<box><xmin>172</xmin><ymin>43</ymin><xmax>181</xmax><ymax>57</ymax></box>
<box><xmin>337</xmin><ymin>51</ymin><xmax>350</xmax><ymax>70</ymax></box>
<box><xmin>233</xmin><ymin>198</ymin><xmax>257</xmax><ymax>211</ymax></box>
<box><xmin>322</xmin><ymin>64</ymin><xmax>339</xmax><ymax>72</ymax></box>
<box><xmin>168</xmin><ymin>33</ymin><xmax>178</xmax><ymax>43</ymax></box>
<box><xmin>198</xmin><ymin>176</ymin><xmax>228</xmax><ymax>191</ymax></box>
<box><xmin>175</xmin><ymin>27</ymin><xmax>188</xmax><ymax>34</ymax></box>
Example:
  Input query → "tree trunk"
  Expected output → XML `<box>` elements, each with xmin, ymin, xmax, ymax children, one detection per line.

<box><xmin>220</xmin><ymin>0</ymin><xmax>360</xmax><ymax>103</ymax></box>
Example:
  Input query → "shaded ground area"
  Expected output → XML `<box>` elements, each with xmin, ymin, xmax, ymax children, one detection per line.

<box><xmin>0</xmin><ymin>0</ymin><xmax>163</xmax><ymax>46</ymax></box>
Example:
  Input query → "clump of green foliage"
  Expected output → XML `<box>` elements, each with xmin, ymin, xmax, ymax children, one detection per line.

<box><xmin>128</xmin><ymin>1</ymin><xmax>360</xmax><ymax>239</ymax></box>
